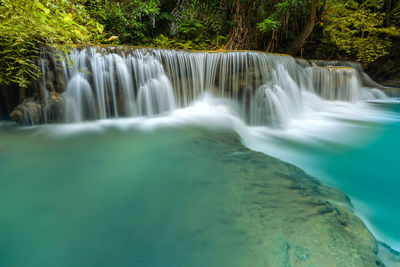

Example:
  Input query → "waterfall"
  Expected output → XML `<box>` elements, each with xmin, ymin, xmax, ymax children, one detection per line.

<box><xmin>35</xmin><ymin>47</ymin><xmax>386</xmax><ymax>126</ymax></box>
<box><xmin>64</xmin><ymin>73</ymin><xmax>95</xmax><ymax>123</ymax></box>
<box><xmin>307</xmin><ymin>67</ymin><xmax>360</xmax><ymax>102</ymax></box>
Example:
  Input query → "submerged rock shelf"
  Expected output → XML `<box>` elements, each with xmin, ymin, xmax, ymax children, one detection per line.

<box><xmin>196</xmin><ymin>131</ymin><xmax>383</xmax><ymax>266</ymax></box>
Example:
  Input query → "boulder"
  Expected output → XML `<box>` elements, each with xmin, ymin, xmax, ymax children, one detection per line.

<box><xmin>10</xmin><ymin>99</ymin><xmax>42</xmax><ymax>125</ymax></box>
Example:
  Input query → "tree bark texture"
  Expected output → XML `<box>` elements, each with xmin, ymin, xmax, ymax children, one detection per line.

<box><xmin>224</xmin><ymin>0</ymin><xmax>252</xmax><ymax>50</ymax></box>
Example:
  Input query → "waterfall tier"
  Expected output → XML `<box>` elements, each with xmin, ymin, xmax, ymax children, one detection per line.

<box><xmin>2</xmin><ymin>47</ymin><xmax>386</xmax><ymax>126</ymax></box>
<box><xmin>307</xmin><ymin>67</ymin><xmax>360</xmax><ymax>101</ymax></box>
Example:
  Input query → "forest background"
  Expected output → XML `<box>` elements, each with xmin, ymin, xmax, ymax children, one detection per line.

<box><xmin>1</xmin><ymin>0</ymin><xmax>399</xmax><ymax>88</ymax></box>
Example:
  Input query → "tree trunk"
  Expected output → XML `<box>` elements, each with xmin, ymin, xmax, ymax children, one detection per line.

<box><xmin>224</xmin><ymin>0</ymin><xmax>252</xmax><ymax>50</ymax></box>
<box><xmin>385</xmin><ymin>0</ymin><xmax>392</xmax><ymax>27</ymax></box>
<box><xmin>286</xmin><ymin>0</ymin><xmax>318</xmax><ymax>56</ymax></box>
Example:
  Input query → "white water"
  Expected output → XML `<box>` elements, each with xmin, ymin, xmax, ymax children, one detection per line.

<box><xmin>53</xmin><ymin>47</ymin><xmax>386</xmax><ymax>127</ymax></box>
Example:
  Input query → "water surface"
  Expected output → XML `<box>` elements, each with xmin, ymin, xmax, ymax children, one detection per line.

<box><xmin>244</xmin><ymin>99</ymin><xmax>400</xmax><ymax>251</ymax></box>
<box><xmin>1</xmin><ymin>96</ymin><xmax>399</xmax><ymax>266</ymax></box>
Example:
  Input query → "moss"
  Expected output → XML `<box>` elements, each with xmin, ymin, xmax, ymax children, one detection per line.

<box><xmin>73</xmin><ymin>44</ymin><xmax>292</xmax><ymax>56</ymax></box>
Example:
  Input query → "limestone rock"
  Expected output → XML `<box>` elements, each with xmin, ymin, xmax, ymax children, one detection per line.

<box><xmin>10</xmin><ymin>99</ymin><xmax>42</xmax><ymax>125</ymax></box>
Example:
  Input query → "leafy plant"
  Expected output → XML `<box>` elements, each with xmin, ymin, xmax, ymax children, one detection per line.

<box><xmin>0</xmin><ymin>0</ymin><xmax>103</xmax><ymax>88</ymax></box>
<box><xmin>85</xmin><ymin>0</ymin><xmax>160</xmax><ymax>44</ymax></box>
<box><xmin>324</xmin><ymin>0</ymin><xmax>400</xmax><ymax>64</ymax></box>
<box><xmin>178</xmin><ymin>21</ymin><xmax>206</xmax><ymax>40</ymax></box>
<box><xmin>257</xmin><ymin>16</ymin><xmax>281</xmax><ymax>33</ymax></box>
<box><xmin>154</xmin><ymin>34</ymin><xmax>176</xmax><ymax>48</ymax></box>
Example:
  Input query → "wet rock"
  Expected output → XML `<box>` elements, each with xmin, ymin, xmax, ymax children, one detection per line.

<box><xmin>46</xmin><ymin>70</ymin><xmax>55</xmax><ymax>83</ymax></box>
<box><xmin>46</xmin><ymin>81</ymin><xmax>55</xmax><ymax>92</ymax></box>
<box><xmin>55</xmin><ymin>70</ymin><xmax>66</xmax><ymax>93</ymax></box>
<box><xmin>294</xmin><ymin>246</ymin><xmax>310</xmax><ymax>260</ymax></box>
<box><xmin>10</xmin><ymin>99</ymin><xmax>42</xmax><ymax>125</ymax></box>
<box><xmin>46</xmin><ymin>92</ymin><xmax>64</xmax><ymax>122</ymax></box>
<box><xmin>378</xmin><ymin>242</ymin><xmax>400</xmax><ymax>266</ymax></box>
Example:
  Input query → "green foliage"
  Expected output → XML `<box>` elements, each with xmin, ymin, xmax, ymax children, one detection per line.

<box><xmin>0</xmin><ymin>0</ymin><xmax>103</xmax><ymax>88</ymax></box>
<box><xmin>178</xmin><ymin>21</ymin><xmax>206</xmax><ymax>40</ymax></box>
<box><xmin>154</xmin><ymin>34</ymin><xmax>176</xmax><ymax>49</ymax></box>
<box><xmin>314</xmin><ymin>36</ymin><xmax>337</xmax><ymax>59</ymax></box>
<box><xmin>324</xmin><ymin>0</ymin><xmax>400</xmax><ymax>64</ymax></box>
<box><xmin>394</xmin><ymin>2</ymin><xmax>400</xmax><ymax>16</ymax></box>
<box><xmin>275</xmin><ymin>0</ymin><xmax>306</xmax><ymax>16</ymax></box>
<box><xmin>256</xmin><ymin>0</ymin><xmax>314</xmax><ymax>51</ymax></box>
<box><xmin>85</xmin><ymin>0</ymin><xmax>160</xmax><ymax>44</ymax></box>
<box><xmin>212</xmin><ymin>35</ymin><xmax>227</xmax><ymax>48</ymax></box>
<box><xmin>176</xmin><ymin>0</ymin><xmax>227</xmax><ymax>36</ymax></box>
<box><xmin>257</xmin><ymin>16</ymin><xmax>281</xmax><ymax>33</ymax></box>
<box><xmin>166</xmin><ymin>0</ymin><xmax>228</xmax><ymax>49</ymax></box>
<box><xmin>1</xmin><ymin>0</ymin><xmax>399</xmax><ymax>90</ymax></box>
<box><xmin>154</xmin><ymin>34</ymin><xmax>218</xmax><ymax>51</ymax></box>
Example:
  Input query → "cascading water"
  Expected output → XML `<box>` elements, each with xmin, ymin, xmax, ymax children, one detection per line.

<box><xmin>307</xmin><ymin>67</ymin><xmax>360</xmax><ymax>101</ymax></box>
<box><xmin>306</xmin><ymin>66</ymin><xmax>387</xmax><ymax>102</ymax></box>
<box><xmin>41</xmin><ymin>47</ymin><xmax>386</xmax><ymax>126</ymax></box>
<box><xmin>153</xmin><ymin>49</ymin><xmax>309</xmax><ymax>125</ymax></box>
<box><xmin>64</xmin><ymin>73</ymin><xmax>95</xmax><ymax>123</ymax></box>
